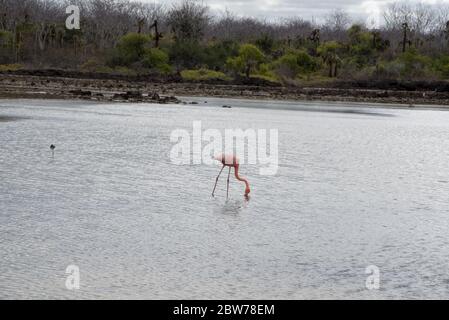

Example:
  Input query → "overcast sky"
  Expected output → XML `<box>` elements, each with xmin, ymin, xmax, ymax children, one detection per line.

<box><xmin>144</xmin><ymin>0</ymin><xmax>449</xmax><ymax>24</ymax></box>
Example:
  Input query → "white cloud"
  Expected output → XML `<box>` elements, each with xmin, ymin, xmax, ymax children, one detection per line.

<box><xmin>143</xmin><ymin>0</ymin><xmax>449</xmax><ymax>21</ymax></box>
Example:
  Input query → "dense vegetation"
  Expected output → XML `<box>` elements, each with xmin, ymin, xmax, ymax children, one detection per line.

<box><xmin>3</xmin><ymin>0</ymin><xmax>449</xmax><ymax>84</ymax></box>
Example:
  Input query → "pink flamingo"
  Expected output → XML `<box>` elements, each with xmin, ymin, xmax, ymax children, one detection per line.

<box><xmin>212</xmin><ymin>153</ymin><xmax>251</xmax><ymax>199</ymax></box>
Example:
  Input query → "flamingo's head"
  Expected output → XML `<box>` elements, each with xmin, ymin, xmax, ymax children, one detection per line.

<box><xmin>212</xmin><ymin>154</ymin><xmax>224</xmax><ymax>163</ymax></box>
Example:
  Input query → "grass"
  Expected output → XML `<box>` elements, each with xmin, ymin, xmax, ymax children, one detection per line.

<box><xmin>294</xmin><ymin>75</ymin><xmax>337</xmax><ymax>87</ymax></box>
<box><xmin>181</xmin><ymin>68</ymin><xmax>231</xmax><ymax>81</ymax></box>
<box><xmin>80</xmin><ymin>59</ymin><xmax>138</xmax><ymax>76</ymax></box>
<box><xmin>113</xmin><ymin>66</ymin><xmax>137</xmax><ymax>76</ymax></box>
<box><xmin>252</xmin><ymin>73</ymin><xmax>280</xmax><ymax>84</ymax></box>
<box><xmin>0</xmin><ymin>64</ymin><xmax>23</xmax><ymax>72</ymax></box>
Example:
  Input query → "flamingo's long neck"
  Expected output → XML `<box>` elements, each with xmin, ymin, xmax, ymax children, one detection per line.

<box><xmin>234</xmin><ymin>165</ymin><xmax>250</xmax><ymax>195</ymax></box>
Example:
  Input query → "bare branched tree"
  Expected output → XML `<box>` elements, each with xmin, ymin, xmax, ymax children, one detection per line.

<box><xmin>2</xmin><ymin>0</ymin><xmax>449</xmax><ymax>71</ymax></box>
<box><xmin>166</xmin><ymin>0</ymin><xmax>210</xmax><ymax>42</ymax></box>
<box><xmin>324</xmin><ymin>9</ymin><xmax>351</xmax><ymax>32</ymax></box>
<box><xmin>384</xmin><ymin>1</ymin><xmax>437</xmax><ymax>33</ymax></box>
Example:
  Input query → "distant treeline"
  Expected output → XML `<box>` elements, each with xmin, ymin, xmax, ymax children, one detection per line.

<box><xmin>2</xmin><ymin>0</ymin><xmax>449</xmax><ymax>84</ymax></box>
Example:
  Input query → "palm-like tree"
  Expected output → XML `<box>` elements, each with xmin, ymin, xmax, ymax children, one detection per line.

<box><xmin>318</xmin><ymin>41</ymin><xmax>341</xmax><ymax>77</ymax></box>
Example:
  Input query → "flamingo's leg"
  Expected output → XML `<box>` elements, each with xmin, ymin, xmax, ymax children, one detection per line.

<box><xmin>212</xmin><ymin>165</ymin><xmax>225</xmax><ymax>197</ymax></box>
<box><xmin>226</xmin><ymin>167</ymin><xmax>231</xmax><ymax>199</ymax></box>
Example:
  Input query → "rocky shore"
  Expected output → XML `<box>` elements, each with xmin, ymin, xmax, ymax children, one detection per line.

<box><xmin>0</xmin><ymin>73</ymin><xmax>182</xmax><ymax>104</ymax></box>
<box><xmin>1</xmin><ymin>71</ymin><xmax>449</xmax><ymax>107</ymax></box>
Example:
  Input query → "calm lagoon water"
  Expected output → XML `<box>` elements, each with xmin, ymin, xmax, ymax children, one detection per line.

<box><xmin>1</xmin><ymin>98</ymin><xmax>449</xmax><ymax>299</ymax></box>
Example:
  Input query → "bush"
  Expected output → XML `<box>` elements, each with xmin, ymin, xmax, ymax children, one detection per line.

<box><xmin>376</xmin><ymin>61</ymin><xmax>402</xmax><ymax>79</ymax></box>
<box><xmin>0</xmin><ymin>30</ymin><xmax>13</xmax><ymax>47</ymax></box>
<box><xmin>110</xmin><ymin>33</ymin><xmax>152</xmax><ymax>67</ymax></box>
<box><xmin>106</xmin><ymin>33</ymin><xmax>173</xmax><ymax>74</ymax></box>
<box><xmin>338</xmin><ymin>58</ymin><xmax>360</xmax><ymax>79</ymax></box>
<box><xmin>273</xmin><ymin>50</ymin><xmax>318</xmax><ymax>79</ymax></box>
<box><xmin>202</xmin><ymin>41</ymin><xmax>239</xmax><ymax>71</ymax></box>
<box><xmin>375</xmin><ymin>49</ymin><xmax>432</xmax><ymax>79</ymax></box>
<box><xmin>142</xmin><ymin>48</ymin><xmax>171</xmax><ymax>74</ymax></box>
<box><xmin>226</xmin><ymin>56</ymin><xmax>244</xmax><ymax>75</ymax></box>
<box><xmin>273</xmin><ymin>53</ymin><xmax>299</xmax><ymax>78</ymax></box>
<box><xmin>181</xmin><ymin>68</ymin><xmax>231</xmax><ymax>81</ymax></box>
<box><xmin>255</xmin><ymin>34</ymin><xmax>275</xmax><ymax>54</ymax></box>
<box><xmin>168</xmin><ymin>40</ymin><xmax>205</xmax><ymax>69</ymax></box>
<box><xmin>0</xmin><ymin>31</ymin><xmax>14</xmax><ymax>64</ymax></box>
<box><xmin>433</xmin><ymin>55</ymin><xmax>449</xmax><ymax>79</ymax></box>
<box><xmin>396</xmin><ymin>49</ymin><xmax>431</xmax><ymax>78</ymax></box>
<box><xmin>226</xmin><ymin>44</ymin><xmax>265</xmax><ymax>78</ymax></box>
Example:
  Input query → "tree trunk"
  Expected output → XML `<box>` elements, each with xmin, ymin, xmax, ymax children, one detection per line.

<box><xmin>12</xmin><ymin>23</ymin><xmax>18</xmax><ymax>63</ymax></box>
<box><xmin>402</xmin><ymin>26</ymin><xmax>407</xmax><ymax>53</ymax></box>
<box><xmin>37</xmin><ymin>24</ymin><xmax>48</xmax><ymax>51</ymax></box>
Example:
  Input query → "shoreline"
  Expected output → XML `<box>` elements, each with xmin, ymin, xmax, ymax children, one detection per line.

<box><xmin>1</xmin><ymin>73</ymin><xmax>449</xmax><ymax>109</ymax></box>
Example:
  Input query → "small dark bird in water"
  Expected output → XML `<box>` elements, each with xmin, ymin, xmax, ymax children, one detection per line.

<box><xmin>50</xmin><ymin>144</ymin><xmax>56</xmax><ymax>158</ymax></box>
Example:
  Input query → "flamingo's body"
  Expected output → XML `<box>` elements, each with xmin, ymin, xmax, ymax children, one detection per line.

<box><xmin>212</xmin><ymin>153</ymin><xmax>250</xmax><ymax>199</ymax></box>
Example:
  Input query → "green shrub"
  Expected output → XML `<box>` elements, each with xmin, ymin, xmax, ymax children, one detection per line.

<box><xmin>226</xmin><ymin>44</ymin><xmax>265</xmax><ymax>78</ymax></box>
<box><xmin>226</xmin><ymin>56</ymin><xmax>244</xmax><ymax>75</ymax></box>
<box><xmin>273</xmin><ymin>53</ymin><xmax>299</xmax><ymax>78</ymax></box>
<box><xmin>142</xmin><ymin>48</ymin><xmax>171</xmax><ymax>73</ymax></box>
<box><xmin>202</xmin><ymin>41</ymin><xmax>239</xmax><ymax>71</ymax></box>
<box><xmin>168</xmin><ymin>40</ymin><xmax>205</xmax><ymax>69</ymax></box>
<box><xmin>273</xmin><ymin>50</ymin><xmax>318</xmax><ymax>79</ymax></box>
<box><xmin>374</xmin><ymin>49</ymin><xmax>431</xmax><ymax>79</ymax></box>
<box><xmin>110</xmin><ymin>33</ymin><xmax>151</xmax><ymax>66</ymax></box>
<box><xmin>106</xmin><ymin>33</ymin><xmax>173</xmax><ymax>74</ymax></box>
<box><xmin>255</xmin><ymin>34</ymin><xmax>275</xmax><ymax>54</ymax></box>
<box><xmin>255</xmin><ymin>63</ymin><xmax>278</xmax><ymax>82</ymax></box>
<box><xmin>433</xmin><ymin>55</ymin><xmax>449</xmax><ymax>78</ymax></box>
<box><xmin>0</xmin><ymin>30</ymin><xmax>13</xmax><ymax>47</ymax></box>
<box><xmin>396</xmin><ymin>49</ymin><xmax>431</xmax><ymax>78</ymax></box>
<box><xmin>376</xmin><ymin>61</ymin><xmax>402</xmax><ymax>79</ymax></box>
<box><xmin>375</xmin><ymin>50</ymin><xmax>432</xmax><ymax>80</ymax></box>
